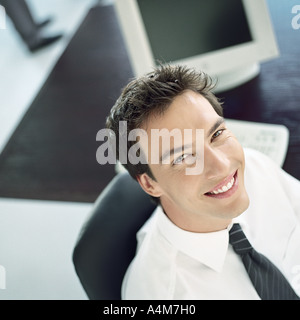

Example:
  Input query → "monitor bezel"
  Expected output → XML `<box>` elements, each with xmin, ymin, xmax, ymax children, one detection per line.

<box><xmin>115</xmin><ymin>0</ymin><xmax>279</xmax><ymax>82</ymax></box>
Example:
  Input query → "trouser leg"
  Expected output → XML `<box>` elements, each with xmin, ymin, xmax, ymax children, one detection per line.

<box><xmin>0</xmin><ymin>0</ymin><xmax>38</xmax><ymax>43</ymax></box>
<box><xmin>0</xmin><ymin>0</ymin><xmax>62</xmax><ymax>52</ymax></box>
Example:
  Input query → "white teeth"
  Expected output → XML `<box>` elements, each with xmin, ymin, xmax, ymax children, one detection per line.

<box><xmin>208</xmin><ymin>176</ymin><xmax>235</xmax><ymax>195</ymax></box>
<box><xmin>222</xmin><ymin>186</ymin><xmax>228</xmax><ymax>192</ymax></box>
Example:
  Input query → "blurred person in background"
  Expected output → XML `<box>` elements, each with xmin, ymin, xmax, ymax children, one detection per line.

<box><xmin>0</xmin><ymin>0</ymin><xmax>63</xmax><ymax>52</ymax></box>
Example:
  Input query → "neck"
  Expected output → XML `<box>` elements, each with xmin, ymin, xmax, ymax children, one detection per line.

<box><xmin>160</xmin><ymin>203</ymin><xmax>232</xmax><ymax>233</ymax></box>
<box><xmin>170</xmin><ymin>215</ymin><xmax>232</xmax><ymax>233</ymax></box>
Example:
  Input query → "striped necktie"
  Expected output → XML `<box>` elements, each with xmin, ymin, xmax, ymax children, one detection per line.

<box><xmin>229</xmin><ymin>223</ymin><xmax>299</xmax><ymax>300</ymax></box>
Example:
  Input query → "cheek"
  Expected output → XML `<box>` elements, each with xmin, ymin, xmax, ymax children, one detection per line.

<box><xmin>223</xmin><ymin>135</ymin><xmax>245</xmax><ymax>162</ymax></box>
<box><xmin>152</xmin><ymin>165</ymin><xmax>201</xmax><ymax>196</ymax></box>
<box><xmin>225</xmin><ymin>136</ymin><xmax>246</xmax><ymax>178</ymax></box>
<box><xmin>164</xmin><ymin>173</ymin><xmax>202</xmax><ymax>202</ymax></box>
<box><xmin>232</xmin><ymin>138</ymin><xmax>246</xmax><ymax>168</ymax></box>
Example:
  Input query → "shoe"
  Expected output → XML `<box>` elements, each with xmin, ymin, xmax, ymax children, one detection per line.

<box><xmin>36</xmin><ymin>18</ymin><xmax>53</xmax><ymax>29</ymax></box>
<box><xmin>28</xmin><ymin>34</ymin><xmax>63</xmax><ymax>53</ymax></box>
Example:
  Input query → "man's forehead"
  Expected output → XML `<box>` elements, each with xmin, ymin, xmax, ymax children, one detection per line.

<box><xmin>142</xmin><ymin>90</ymin><xmax>219</xmax><ymax>132</ymax></box>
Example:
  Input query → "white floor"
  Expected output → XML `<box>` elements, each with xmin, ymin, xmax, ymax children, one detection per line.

<box><xmin>0</xmin><ymin>0</ymin><xmax>110</xmax><ymax>300</ymax></box>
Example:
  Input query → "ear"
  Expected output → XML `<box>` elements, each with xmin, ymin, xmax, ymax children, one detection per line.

<box><xmin>137</xmin><ymin>173</ymin><xmax>163</xmax><ymax>198</ymax></box>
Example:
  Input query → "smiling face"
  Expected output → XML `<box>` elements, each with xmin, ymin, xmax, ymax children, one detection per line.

<box><xmin>137</xmin><ymin>90</ymin><xmax>249</xmax><ymax>232</ymax></box>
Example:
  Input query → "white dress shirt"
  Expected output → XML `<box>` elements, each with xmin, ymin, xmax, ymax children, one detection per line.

<box><xmin>121</xmin><ymin>148</ymin><xmax>300</xmax><ymax>300</ymax></box>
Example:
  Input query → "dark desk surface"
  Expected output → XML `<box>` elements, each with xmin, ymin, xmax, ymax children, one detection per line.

<box><xmin>220</xmin><ymin>0</ymin><xmax>300</xmax><ymax>180</ymax></box>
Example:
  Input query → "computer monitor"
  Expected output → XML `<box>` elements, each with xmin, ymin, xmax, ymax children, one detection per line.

<box><xmin>114</xmin><ymin>0</ymin><xmax>279</xmax><ymax>92</ymax></box>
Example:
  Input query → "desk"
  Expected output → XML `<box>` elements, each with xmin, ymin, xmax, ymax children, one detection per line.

<box><xmin>221</xmin><ymin>0</ymin><xmax>300</xmax><ymax>180</ymax></box>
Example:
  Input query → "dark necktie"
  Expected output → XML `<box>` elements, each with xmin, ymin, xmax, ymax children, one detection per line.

<box><xmin>229</xmin><ymin>223</ymin><xmax>299</xmax><ymax>300</ymax></box>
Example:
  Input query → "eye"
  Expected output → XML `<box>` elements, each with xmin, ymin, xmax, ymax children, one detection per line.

<box><xmin>211</xmin><ymin>128</ymin><xmax>226</xmax><ymax>142</ymax></box>
<box><xmin>172</xmin><ymin>154</ymin><xmax>191</xmax><ymax>165</ymax></box>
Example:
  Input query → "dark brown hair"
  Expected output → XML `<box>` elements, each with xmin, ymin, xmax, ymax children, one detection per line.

<box><xmin>106</xmin><ymin>64</ymin><xmax>223</xmax><ymax>184</ymax></box>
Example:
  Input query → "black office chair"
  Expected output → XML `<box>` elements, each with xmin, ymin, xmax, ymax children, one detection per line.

<box><xmin>72</xmin><ymin>171</ymin><xmax>156</xmax><ymax>300</ymax></box>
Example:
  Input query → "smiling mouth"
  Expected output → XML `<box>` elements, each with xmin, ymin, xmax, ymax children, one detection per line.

<box><xmin>204</xmin><ymin>170</ymin><xmax>238</xmax><ymax>199</ymax></box>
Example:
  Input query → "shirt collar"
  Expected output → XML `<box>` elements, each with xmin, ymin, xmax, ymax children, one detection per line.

<box><xmin>155</xmin><ymin>206</ymin><xmax>230</xmax><ymax>273</ymax></box>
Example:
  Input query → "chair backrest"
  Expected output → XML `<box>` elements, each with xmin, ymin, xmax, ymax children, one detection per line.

<box><xmin>72</xmin><ymin>171</ymin><xmax>156</xmax><ymax>300</ymax></box>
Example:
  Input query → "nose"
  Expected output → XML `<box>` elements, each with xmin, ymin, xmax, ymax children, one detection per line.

<box><xmin>204</xmin><ymin>145</ymin><xmax>231</xmax><ymax>180</ymax></box>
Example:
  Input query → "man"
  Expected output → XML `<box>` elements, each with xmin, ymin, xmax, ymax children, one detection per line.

<box><xmin>106</xmin><ymin>64</ymin><xmax>300</xmax><ymax>300</ymax></box>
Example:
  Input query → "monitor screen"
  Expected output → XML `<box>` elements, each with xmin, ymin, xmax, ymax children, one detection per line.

<box><xmin>137</xmin><ymin>0</ymin><xmax>253</xmax><ymax>63</ymax></box>
<box><xmin>115</xmin><ymin>0</ymin><xmax>279</xmax><ymax>91</ymax></box>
